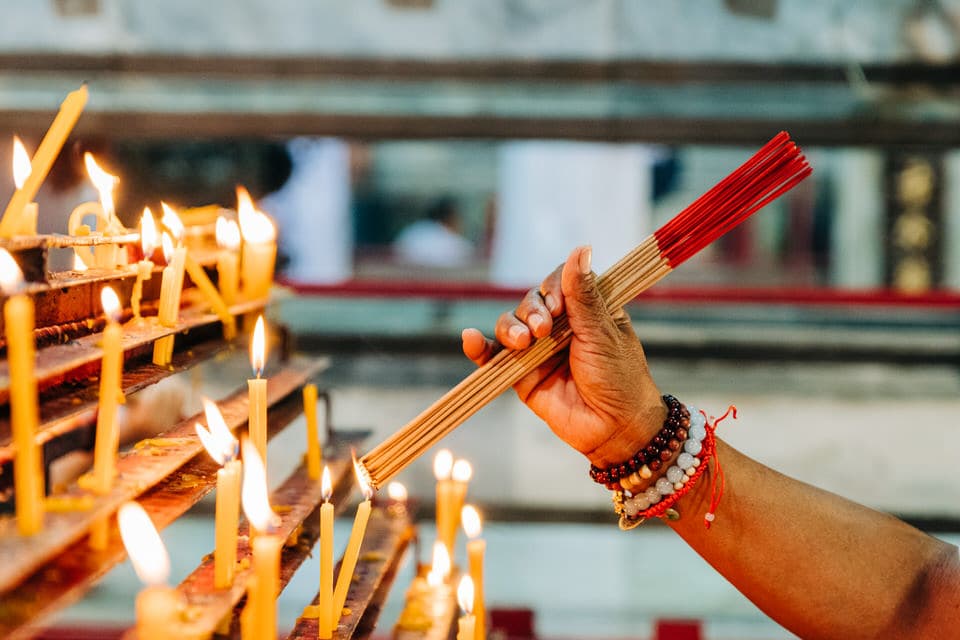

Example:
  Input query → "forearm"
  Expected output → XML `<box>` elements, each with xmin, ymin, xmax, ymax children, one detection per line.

<box><xmin>667</xmin><ymin>439</ymin><xmax>960</xmax><ymax>639</ymax></box>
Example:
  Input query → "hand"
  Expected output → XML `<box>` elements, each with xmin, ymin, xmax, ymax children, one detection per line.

<box><xmin>462</xmin><ymin>246</ymin><xmax>666</xmax><ymax>468</ymax></box>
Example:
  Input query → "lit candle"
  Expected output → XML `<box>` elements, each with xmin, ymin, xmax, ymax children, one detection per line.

<box><xmin>118</xmin><ymin>501</ymin><xmax>183</xmax><ymax>640</ymax></box>
<box><xmin>240</xmin><ymin>437</ymin><xmax>282</xmax><ymax>640</ymax></box>
<box><xmin>318</xmin><ymin>466</ymin><xmax>334</xmax><ymax>639</ymax></box>
<box><xmin>0</xmin><ymin>85</ymin><xmax>87</xmax><ymax>238</ymax></box>
<box><xmin>248</xmin><ymin>315</ymin><xmax>268</xmax><ymax>462</ymax></box>
<box><xmin>0</xmin><ymin>250</ymin><xmax>44</xmax><ymax>535</ymax></box>
<box><xmin>427</xmin><ymin>540</ymin><xmax>450</xmax><ymax>586</ymax></box>
<box><xmin>449</xmin><ymin>459</ymin><xmax>473</xmax><ymax>551</ymax></box>
<box><xmin>92</xmin><ymin>287</ymin><xmax>123</xmax><ymax>493</ymax></box>
<box><xmin>433</xmin><ymin>450</ymin><xmax>454</xmax><ymax>556</ymax></box>
<box><xmin>68</xmin><ymin>153</ymin><xmax>124</xmax><ymax>269</ymax></box>
<box><xmin>183</xmin><ymin>253</ymin><xmax>237</xmax><ymax>340</ymax></box>
<box><xmin>303</xmin><ymin>383</ymin><xmax>322</xmax><ymax>480</ymax></box>
<box><xmin>195</xmin><ymin>398</ymin><xmax>241</xmax><ymax>589</ymax></box>
<box><xmin>10</xmin><ymin>138</ymin><xmax>38</xmax><ymax>236</ymax></box>
<box><xmin>332</xmin><ymin>454</ymin><xmax>373</xmax><ymax>619</ymax></box>
<box><xmin>130</xmin><ymin>208</ymin><xmax>157</xmax><ymax>322</ymax></box>
<box><xmin>462</xmin><ymin>505</ymin><xmax>486</xmax><ymax>640</ymax></box>
<box><xmin>387</xmin><ymin>481</ymin><xmax>408</xmax><ymax>518</ymax></box>
<box><xmin>236</xmin><ymin>186</ymin><xmax>276</xmax><ymax>301</ymax></box>
<box><xmin>152</xmin><ymin>230</ymin><xmax>186</xmax><ymax>366</ymax></box>
<box><xmin>456</xmin><ymin>575</ymin><xmax>476</xmax><ymax>640</ymax></box>
<box><xmin>216</xmin><ymin>216</ymin><xmax>241</xmax><ymax>306</ymax></box>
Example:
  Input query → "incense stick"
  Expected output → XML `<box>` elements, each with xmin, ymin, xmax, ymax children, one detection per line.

<box><xmin>360</xmin><ymin>132</ymin><xmax>811</xmax><ymax>487</ymax></box>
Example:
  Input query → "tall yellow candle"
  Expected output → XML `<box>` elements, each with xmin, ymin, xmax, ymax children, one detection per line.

<box><xmin>248</xmin><ymin>315</ymin><xmax>268</xmax><ymax>462</ymax></box>
<box><xmin>318</xmin><ymin>466</ymin><xmax>334</xmax><ymax>639</ymax></box>
<box><xmin>0</xmin><ymin>250</ymin><xmax>43</xmax><ymax>535</ymax></box>
<box><xmin>184</xmin><ymin>255</ymin><xmax>237</xmax><ymax>340</ymax></box>
<box><xmin>462</xmin><ymin>505</ymin><xmax>486</xmax><ymax>640</ymax></box>
<box><xmin>196</xmin><ymin>398</ymin><xmax>241</xmax><ymax>589</ymax></box>
<box><xmin>241</xmin><ymin>437</ymin><xmax>282</xmax><ymax>640</ymax></box>
<box><xmin>433</xmin><ymin>449</ymin><xmax>454</xmax><ymax>555</ymax></box>
<box><xmin>236</xmin><ymin>186</ymin><xmax>277</xmax><ymax>301</ymax></box>
<box><xmin>332</xmin><ymin>456</ymin><xmax>373</xmax><ymax>618</ymax></box>
<box><xmin>449</xmin><ymin>459</ymin><xmax>473</xmax><ymax>551</ymax></box>
<box><xmin>11</xmin><ymin>138</ymin><xmax>38</xmax><ymax>236</ymax></box>
<box><xmin>303</xmin><ymin>384</ymin><xmax>322</xmax><ymax>480</ymax></box>
<box><xmin>456</xmin><ymin>575</ymin><xmax>476</xmax><ymax>640</ymax></box>
<box><xmin>152</xmin><ymin>232</ymin><xmax>186</xmax><ymax>366</ymax></box>
<box><xmin>130</xmin><ymin>208</ymin><xmax>157</xmax><ymax>322</ymax></box>
<box><xmin>92</xmin><ymin>287</ymin><xmax>123</xmax><ymax>494</ymax></box>
<box><xmin>0</xmin><ymin>85</ymin><xmax>88</xmax><ymax>237</ymax></box>
<box><xmin>216</xmin><ymin>216</ymin><xmax>241</xmax><ymax>306</ymax></box>
<box><xmin>118</xmin><ymin>501</ymin><xmax>183</xmax><ymax>640</ymax></box>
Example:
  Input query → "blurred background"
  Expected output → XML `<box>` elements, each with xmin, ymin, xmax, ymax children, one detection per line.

<box><xmin>4</xmin><ymin>1</ymin><xmax>960</xmax><ymax>638</ymax></box>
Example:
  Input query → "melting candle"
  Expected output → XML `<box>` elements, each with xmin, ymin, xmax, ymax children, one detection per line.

<box><xmin>456</xmin><ymin>575</ymin><xmax>476</xmax><ymax>640</ymax></box>
<box><xmin>433</xmin><ymin>449</ymin><xmax>454</xmax><ymax>556</ymax></box>
<box><xmin>237</xmin><ymin>186</ymin><xmax>276</xmax><ymax>301</ymax></box>
<box><xmin>318</xmin><ymin>466</ymin><xmax>334</xmax><ymax>639</ymax></box>
<box><xmin>130</xmin><ymin>208</ymin><xmax>157</xmax><ymax>322</ymax></box>
<box><xmin>248</xmin><ymin>315</ymin><xmax>268</xmax><ymax>462</ymax></box>
<box><xmin>10</xmin><ymin>137</ymin><xmax>38</xmax><ymax>235</ymax></box>
<box><xmin>216</xmin><ymin>216</ymin><xmax>241</xmax><ymax>306</ymax></box>
<box><xmin>152</xmin><ymin>225</ymin><xmax>186</xmax><ymax>366</ymax></box>
<box><xmin>462</xmin><ymin>505</ymin><xmax>486</xmax><ymax>640</ymax></box>
<box><xmin>332</xmin><ymin>454</ymin><xmax>373</xmax><ymax>619</ymax></box>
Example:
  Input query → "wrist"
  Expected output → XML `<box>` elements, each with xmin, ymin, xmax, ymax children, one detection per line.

<box><xmin>586</xmin><ymin>399</ymin><xmax>668</xmax><ymax>469</ymax></box>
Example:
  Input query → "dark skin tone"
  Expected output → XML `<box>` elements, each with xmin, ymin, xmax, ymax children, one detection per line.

<box><xmin>462</xmin><ymin>246</ymin><xmax>960</xmax><ymax>640</ymax></box>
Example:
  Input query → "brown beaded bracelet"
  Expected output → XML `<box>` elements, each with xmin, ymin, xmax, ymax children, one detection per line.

<box><xmin>588</xmin><ymin>394</ymin><xmax>691</xmax><ymax>489</ymax></box>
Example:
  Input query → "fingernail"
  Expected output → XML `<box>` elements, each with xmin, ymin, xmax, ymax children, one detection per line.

<box><xmin>508</xmin><ymin>325</ymin><xmax>526</xmax><ymax>342</ymax></box>
<box><xmin>528</xmin><ymin>313</ymin><xmax>544</xmax><ymax>333</ymax></box>
<box><xmin>544</xmin><ymin>293</ymin><xmax>558</xmax><ymax>313</ymax></box>
<box><xmin>579</xmin><ymin>246</ymin><xmax>592</xmax><ymax>275</ymax></box>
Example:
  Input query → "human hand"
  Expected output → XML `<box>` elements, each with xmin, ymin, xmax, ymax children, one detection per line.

<box><xmin>462</xmin><ymin>246</ymin><xmax>666</xmax><ymax>468</ymax></box>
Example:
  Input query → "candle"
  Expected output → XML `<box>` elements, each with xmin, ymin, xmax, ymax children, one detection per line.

<box><xmin>456</xmin><ymin>575</ymin><xmax>476</xmax><ymax>640</ymax></box>
<box><xmin>236</xmin><ymin>186</ymin><xmax>276</xmax><ymax>301</ymax></box>
<box><xmin>449</xmin><ymin>459</ymin><xmax>473</xmax><ymax>551</ymax></box>
<box><xmin>387</xmin><ymin>481</ymin><xmax>408</xmax><ymax>518</ymax></box>
<box><xmin>248</xmin><ymin>315</ymin><xmax>268</xmax><ymax>462</ymax></box>
<box><xmin>303</xmin><ymin>383</ymin><xmax>322</xmax><ymax>480</ymax></box>
<box><xmin>0</xmin><ymin>250</ymin><xmax>44</xmax><ymax>535</ymax></box>
<box><xmin>433</xmin><ymin>449</ymin><xmax>454</xmax><ymax>556</ymax></box>
<box><xmin>427</xmin><ymin>540</ymin><xmax>450</xmax><ymax>585</ymax></box>
<box><xmin>10</xmin><ymin>138</ymin><xmax>38</xmax><ymax>236</ymax></box>
<box><xmin>118</xmin><ymin>501</ymin><xmax>183</xmax><ymax>640</ymax></box>
<box><xmin>0</xmin><ymin>85</ymin><xmax>87</xmax><ymax>238</ymax></box>
<box><xmin>184</xmin><ymin>254</ymin><xmax>237</xmax><ymax>340</ymax></box>
<box><xmin>195</xmin><ymin>398</ymin><xmax>241</xmax><ymax>589</ymax></box>
<box><xmin>152</xmin><ymin>231</ymin><xmax>186</xmax><ymax>366</ymax></box>
<box><xmin>240</xmin><ymin>437</ymin><xmax>282</xmax><ymax>640</ymax></box>
<box><xmin>318</xmin><ymin>466</ymin><xmax>334</xmax><ymax>639</ymax></box>
<box><xmin>130</xmin><ymin>208</ymin><xmax>157</xmax><ymax>322</ymax></box>
<box><xmin>92</xmin><ymin>287</ymin><xmax>123</xmax><ymax>493</ymax></box>
<box><xmin>79</xmin><ymin>153</ymin><xmax>124</xmax><ymax>268</ymax></box>
<box><xmin>462</xmin><ymin>505</ymin><xmax>486</xmax><ymax>640</ymax></box>
<box><xmin>216</xmin><ymin>217</ymin><xmax>241</xmax><ymax>306</ymax></box>
<box><xmin>332</xmin><ymin>454</ymin><xmax>373</xmax><ymax>619</ymax></box>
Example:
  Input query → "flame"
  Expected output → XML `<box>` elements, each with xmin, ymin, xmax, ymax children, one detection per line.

<box><xmin>433</xmin><ymin>449</ymin><xmax>453</xmax><ymax>481</ymax></box>
<box><xmin>72</xmin><ymin>253</ymin><xmax>88</xmax><ymax>272</ymax></box>
<box><xmin>461</xmin><ymin>504</ymin><xmax>482</xmax><ymax>539</ymax></box>
<box><xmin>457</xmin><ymin>575</ymin><xmax>475</xmax><ymax>614</ymax></box>
<box><xmin>321</xmin><ymin>465</ymin><xmax>332</xmax><ymax>502</ymax></box>
<box><xmin>216</xmin><ymin>217</ymin><xmax>241</xmax><ymax>252</ymax></box>
<box><xmin>387</xmin><ymin>482</ymin><xmax>407</xmax><ymax>502</ymax></box>
<box><xmin>140</xmin><ymin>207</ymin><xmax>158</xmax><ymax>257</ymax></box>
<box><xmin>83</xmin><ymin>153</ymin><xmax>117</xmax><ymax>220</ymax></box>
<box><xmin>195</xmin><ymin>397</ymin><xmax>238</xmax><ymax>466</ymax></box>
<box><xmin>236</xmin><ymin>185</ymin><xmax>276</xmax><ymax>243</ymax></box>
<box><xmin>161</xmin><ymin>232</ymin><xmax>174</xmax><ymax>264</ymax></box>
<box><xmin>452</xmin><ymin>459</ymin><xmax>473</xmax><ymax>483</ymax></box>
<box><xmin>118</xmin><ymin>501</ymin><xmax>170</xmax><ymax>586</ymax></box>
<box><xmin>100</xmin><ymin>286</ymin><xmax>121</xmax><ymax>323</ymax></box>
<box><xmin>240</xmin><ymin>437</ymin><xmax>280</xmax><ymax>534</ymax></box>
<box><xmin>426</xmin><ymin>541</ymin><xmax>450</xmax><ymax>587</ymax></box>
<box><xmin>12</xmin><ymin>137</ymin><xmax>31</xmax><ymax>189</ymax></box>
<box><xmin>352</xmin><ymin>450</ymin><xmax>373</xmax><ymax>500</ymax></box>
<box><xmin>250</xmin><ymin>314</ymin><xmax>265</xmax><ymax>377</ymax></box>
<box><xmin>160</xmin><ymin>202</ymin><xmax>184</xmax><ymax>243</ymax></box>
<box><xmin>0</xmin><ymin>249</ymin><xmax>24</xmax><ymax>295</ymax></box>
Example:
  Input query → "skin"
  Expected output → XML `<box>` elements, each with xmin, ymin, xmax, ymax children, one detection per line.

<box><xmin>462</xmin><ymin>245</ymin><xmax>960</xmax><ymax>640</ymax></box>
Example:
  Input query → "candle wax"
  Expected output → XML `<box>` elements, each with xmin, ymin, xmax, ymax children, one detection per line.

<box><xmin>467</xmin><ymin>539</ymin><xmax>486</xmax><ymax>640</ymax></box>
<box><xmin>214</xmin><ymin>459</ymin><xmax>241</xmax><ymax>589</ymax></box>
<box><xmin>457</xmin><ymin>613</ymin><xmax>476</xmax><ymax>640</ymax></box>
<box><xmin>241</xmin><ymin>241</ymin><xmax>276</xmax><ymax>301</ymax></box>
<box><xmin>136</xmin><ymin>584</ymin><xmax>182</xmax><ymax>640</ymax></box>
<box><xmin>152</xmin><ymin>246</ymin><xmax>186</xmax><ymax>366</ymax></box>
<box><xmin>184</xmin><ymin>255</ymin><xmax>236</xmax><ymax>340</ymax></box>
<box><xmin>249</xmin><ymin>533</ymin><xmax>282</xmax><ymax>640</ymax></box>
<box><xmin>130</xmin><ymin>260</ymin><xmax>153</xmax><ymax>321</ymax></box>
<box><xmin>217</xmin><ymin>250</ymin><xmax>239</xmax><ymax>306</ymax></box>
<box><xmin>93</xmin><ymin>319</ymin><xmax>123</xmax><ymax>493</ymax></box>
<box><xmin>436</xmin><ymin>479</ymin><xmax>455</xmax><ymax>555</ymax></box>
<box><xmin>318</xmin><ymin>501</ymin><xmax>334</xmax><ymax>638</ymax></box>
<box><xmin>303</xmin><ymin>384</ymin><xmax>322</xmax><ymax>480</ymax></box>
<box><xmin>332</xmin><ymin>499</ymin><xmax>372</xmax><ymax>617</ymax></box>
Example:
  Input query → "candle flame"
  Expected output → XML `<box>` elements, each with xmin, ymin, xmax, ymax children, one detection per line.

<box><xmin>195</xmin><ymin>397</ymin><xmax>238</xmax><ymax>466</ymax></box>
<box><xmin>240</xmin><ymin>437</ymin><xmax>280</xmax><ymax>534</ymax></box>
<box><xmin>452</xmin><ymin>459</ymin><xmax>473</xmax><ymax>483</ymax></box>
<box><xmin>160</xmin><ymin>202</ymin><xmax>184</xmax><ymax>243</ymax></box>
<box><xmin>12</xmin><ymin>137</ymin><xmax>31</xmax><ymax>189</ymax></box>
<box><xmin>0</xmin><ymin>249</ymin><xmax>24</xmax><ymax>295</ymax></box>
<box><xmin>352</xmin><ymin>450</ymin><xmax>373</xmax><ymax>500</ymax></box>
<box><xmin>457</xmin><ymin>575</ymin><xmax>475</xmax><ymax>614</ymax></box>
<box><xmin>118</xmin><ymin>501</ymin><xmax>170</xmax><ymax>586</ymax></box>
<box><xmin>140</xmin><ymin>207</ymin><xmax>158</xmax><ymax>257</ymax></box>
<box><xmin>73</xmin><ymin>253</ymin><xmax>88</xmax><ymax>272</ymax></box>
<box><xmin>250</xmin><ymin>314</ymin><xmax>265</xmax><ymax>377</ymax></box>
<box><xmin>161</xmin><ymin>232</ymin><xmax>174</xmax><ymax>264</ymax></box>
<box><xmin>461</xmin><ymin>504</ymin><xmax>482</xmax><ymax>539</ymax></box>
<box><xmin>216</xmin><ymin>216</ymin><xmax>241</xmax><ymax>252</ymax></box>
<box><xmin>237</xmin><ymin>185</ymin><xmax>276</xmax><ymax>243</ymax></box>
<box><xmin>433</xmin><ymin>449</ymin><xmax>453</xmax><ymax>481</ymax></box>
<box><xmin>321</xmin><ymin>465</ymin><xmax>333</xmax><ymax>502</ymax></box>
<box><xmin>426</xmin><ymin>541</ymin><xmax>450</xmax><ymax>587</ymax></box>
<box><xmin>83</xmin><ymin>153</ymin><xmax>118</xmax><ymax>220</ymax></box>
<box><xmin>100</xmin><ymin>286</ymin><xmax>121</xmax><ymax>323</ymax></box>
<box><xmin>387</xmin><ymin>482</ymin><xmax>407</xmax><ymax>502</ymax></box>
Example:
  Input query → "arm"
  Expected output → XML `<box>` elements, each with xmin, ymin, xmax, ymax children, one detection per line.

<box><xmin>462</xmin><ymin>246</ymin><xmax>960</xmax><ymax>640</ymax></box>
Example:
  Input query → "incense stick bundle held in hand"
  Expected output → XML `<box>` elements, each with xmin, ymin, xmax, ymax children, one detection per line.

<box><xmin>360</xmin><ymin>132</ymin><xmax>811</xmax><ymax>488</ymax></box>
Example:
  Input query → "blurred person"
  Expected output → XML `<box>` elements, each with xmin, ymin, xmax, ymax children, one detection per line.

<box><xmin>393</xmin><ymin>195</ymin><xmax>475</xmax><ymax>268</ymax></box>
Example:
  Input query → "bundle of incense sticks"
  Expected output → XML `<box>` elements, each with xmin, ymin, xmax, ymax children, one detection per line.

<box><xmin>360</xmin><ymin>132</ymin><xmax>811</xmax><ymax>488</ymax></box>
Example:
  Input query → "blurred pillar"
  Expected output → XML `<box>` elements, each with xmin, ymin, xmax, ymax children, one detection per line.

<box><xmin>829</xmin><ymin>148</ymin><xmax>884</xmax><ymax>288</ymax></box>
<box><xmin>942</xmin><ymin>150</ymin><xmax>960</xmax><ymax>290</ymax></box>
<box><xmin>884</xmin><ymin>151</ymin><xmax>943</xmax><ymax>292</ymax></box>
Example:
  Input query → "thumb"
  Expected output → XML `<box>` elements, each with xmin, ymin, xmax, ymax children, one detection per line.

<box><xmin>561</xmin><ymin>246</ymin><xmax>616</xmax><ymax>343</ymax></box>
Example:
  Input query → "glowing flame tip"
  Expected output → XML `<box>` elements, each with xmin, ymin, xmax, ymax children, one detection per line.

<box><xmin>461</xmin><ymin>504</ymin><xmax>482</xmax><ymax>539</ymax></box>
<box><xmin>100</xmin><ymin>286</ymin><xmax>121</xmax><ymax>322</ymax></box>
<box><xmin>250</xmin><ymin>315</ymin><xmax>266</xmax><ymax>377</ymax></box>
<box><xmin>433</xmin><ymin>449</ymin><xmax>453</xmax><ymax>481</ymax></box>
<box><xmin>457</xmin><ymin>575</ymin><xmax>475</xmax><ymax>614</ymax></box>
<box><xmin>321</xmin><ymin>466</ymin><xmax>333</xmax><ymax>502</ymax></box>
<box><xmin>118</xmin><ymin>501</ymin><xmax>170</xmax><ymax>586</ymax></box>
<box><xmin>12</xmin><ymin>137</ymin><xmax>30</xmax><ymax>189</ymax></box>
<box><xmin>0</xmin><ymin>249</ymin><xmax>24</xmax><ymax>295</ymax></box>
<box><xmin>387</xmin><ymin>482</ymin><xmax>407</xmax><ymax>502</ymax></box>
<box><xmin>452</xmin><ymin>459</ymin><xmax>473</xmax><ymax>483</ymax></box>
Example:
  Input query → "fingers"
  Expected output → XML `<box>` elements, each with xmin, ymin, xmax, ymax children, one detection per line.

<box><xmin>539</xmin><ymin>266</ymin><xmax>564</xmax><ymax>317</ymax></box>
<box><xmin>461</xmin><ymin>328</ymin><xmax>498</xmax><ymax>365</ymax></box>
<box><xmin>561</xmin><ymin>245</ymin><xmax>619</xmax><ymax>345</ymax></box>
<box><xmin>515</xmin><ymin>287</ymin><xmax>554</xmax><ymax>339</ymax></box>
<box><xmin>495</xmin><ymin>310</ymin><xmax>532</xmax><ymax>349</ymax></box>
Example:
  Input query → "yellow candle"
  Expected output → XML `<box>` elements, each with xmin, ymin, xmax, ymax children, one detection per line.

<box><xmin>216</xmin><ymin>216</ymin><xmax>241</xmax><ymax>306</ymax></box>
<box><xmin>196</xmin><ymin>398</ymin><xmax>241</xmax><ymax>589</ymax></box>
<box><xmin>184</xmin><ymin>254</ymin><xmax>237</xmax><ymax>340</ymax></box>
<box><xmin>118</xmin><ymin>501</ymin><xmax>183</xmax><ymax>640</ymax></box>
<box><xmin>303</xmin><ymin>384</ymin><xmax>322</xmax><ymax>480</ymax></box>
<box><xmin>10</xmin><ymin>138</ymin><xmax>38</xmax><ymax>236</ymax></box>
<box><xmin>81</xmin><ymin>153</ymin><xmax>124</xmax><ymax>268</ymax></box>
<box><xmin>152</xmin><ymin>232</ymin><xmax>186</xmax><ymax>366</ymax></box>
<box><xmin>433</xmin><ymin>450</ymin><xmax>453</xmax><ymax>555</ymax></box>
<box><xmin>236</xmin><ymin>186</ymin><xmax>277</xmax><ymax>301</ymax></box>
<box><xmin>131</xmin><ymin>208</ymin><xmax>157</xmax><ymax>322</ymax></box>
<box><xmin>449</xmin><ymin>459</ymin><xmax>473</xmax><ymax>551</ymax></box>
<box><xmin>462</xmin><ymin>505</ymin><xmax>486</xmax><ymax>640</ymax></box>
<box><xmin>248</xmin><ymin>315</ymin><xmax>268</xmax><ymax>461</ymax></box>
<box><xmin>318</xmin><ymin>466</ymin><xmax>334</xmax><ymax>639</ymax></box>
<box><xmin>93</xmin><ymin>287</ymin><xmax>123</xmax><ymax>494</ymax></box>
<box><xmin>0</xmin><ymin>85</ymin><xmax>88</xmax><ymax>237</ymax></box>
<box><xmin>332</xmin><ymin>456</ymin><xmax>373</xmax><ymax>618</ymax></box>
<box><xmin>0</xmin><ymin>250</ymin><xmax>43</xmax><ymax>535</ymax></box>
<box><xmin>456</xmin><ymin>575</ymin><xmax>476</xmax><ymax>640</ymax></box>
